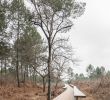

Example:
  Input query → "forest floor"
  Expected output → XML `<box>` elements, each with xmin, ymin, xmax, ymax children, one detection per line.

<box><xmin>0</xmin><ymin>82</ymin><xmax>64</xmax><ymax>100</ymax></box>
<box><xmin>0</xmin><ymin>79</ymin><xmax>110</xmax><ymax>100</ymax></box>
<box><xmin>0</xmin><ymin>83</ymin><xmax>47</xmax><ymax>100</ymax></box>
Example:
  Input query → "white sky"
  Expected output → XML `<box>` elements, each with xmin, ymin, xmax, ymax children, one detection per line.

<box><xmin>70</xmin><ymin>0</ymin><xmax>110</xmax><ymax>74</ymax></box>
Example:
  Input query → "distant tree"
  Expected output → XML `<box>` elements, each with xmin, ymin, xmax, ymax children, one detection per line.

<box><xmin>106</xmin><ymin>70</ymin><xmax>110</xmax><ymax>76</ymax></box>
<box><xmin>67</xmin><ymin>67</ymin><xmax>74</xmax><ymax>83</ymax></box>
<box><xmin>75</xmin><ymin>73</ymin><xmax>79</xmax><ymax>80</ymax></box>
<box><xmin>79</xmin><ymin>73</ymin><xmax>84</xmax><ymax>79</ymax></box>
<box><xmin>94</xmin><ymin>66</ymin><xmax>105</xmax><ymax>78</ymax></box>
<box><xmin>95</xmin><ymin>67</ymin><xmax>102</xmax><ymax>77</ymax></box>
<box><xmin>74</xmin><ymin>73</ymin><xmax>86</xmax><ymax>80</ymax></box>
<box><xmin>100</xmin><ymin>66</ymin><xmax>105</xmax><ymax>75</ymax></box>
<box><xmin>86</xmin><ymin>64</ymin><xmax>95</xmax><ymax>79</ymax></box>
<box><xmin>86</xmin><ymin>64</ymin><xmax>106</xmax><ymax>79</ymax></box>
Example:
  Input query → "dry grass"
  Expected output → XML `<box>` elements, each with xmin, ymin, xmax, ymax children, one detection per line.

<box><xmin>0</xmin><ymin>83</ymin><xmax>47</xmax><ymax>100</ymax></box>
<box><xmin>74</xmin><ymin>77</ymin><xmax>110</xmax><ymax>100</ymax></box>
<box><xmin>0</xmin><ymin>82</ymin><xmax>64</xmax><ymax>100</ymax></box>
<box><xmin>1</xmin><ymin>78</ymin><xmax>110</xmax><ymax>100</ymax></box>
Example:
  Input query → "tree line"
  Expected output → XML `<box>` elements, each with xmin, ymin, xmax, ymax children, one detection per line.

<box><xmin>73</xmin><ymin>64</ymin><xmax>110</xmax><ymax>81</ymax></box>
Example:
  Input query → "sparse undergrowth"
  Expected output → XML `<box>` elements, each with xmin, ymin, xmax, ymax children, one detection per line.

<box><xmin>0</xmin><ymin>82</ymin><xmax>64</xmax><ymax>100</ymax></box>
<box><xmin>74</xmin><ymin>77</ymin><xmax>110</xmax><ymax>100</ymax></box>
<box><xmin>1</xmin><ymin>77</ymin><xmax>110</xmax><ymax>100</ymax></box>
<box><xmin>0</xmin><ymin>83</ymin><xmax>46</xmax><ymax>100</ymax></box>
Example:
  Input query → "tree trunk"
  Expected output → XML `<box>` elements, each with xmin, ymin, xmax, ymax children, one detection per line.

<box><xmin>47</xmin><ymin>41</ymin><xmax>51</xmax><ymax>100</ymax></box>
<box><xmin>4</xmin><ymin>58</ymin><xmax>7</xmax><ymax>77</ymax></box>
<box><xmin>43</xmin><ymin>77</ymin><xmax>46</xmax><ymax>92</ymax></box>
<box><xmin>4</xmin><ymin>58</ymin><xmax>7</xmax><ymax>81</ymax></box>
<box><xmin>16</xmin><ymin>1</ymin><xmax>20</xmax><ymax>87</ymax></box>
<box><xmin>35</xmin><ymin>74</ymin><xmax>37</xmax><ymax>85</ymax></box>
<box><xmin>55</xmin><ymin>79</ymin><xmax>59</xmax><ymax>89</ymax></box>
<box><xmin>26</xmin><ymin>65</ymin><xmax>29</xmax><ymax>80</ymax></box>
<box><xmin>23</xmin><ymin>65</ymin><xmax>27</xmax><ymax>83</ymax></box>
<box><xmin>23</xmin><ymin>71</ymin><xmax>26</xmax><ymax>84</ymax></box>
<box><xmin>20</xmin><ymin>63</ymin><xmax>23</xmax><ymax>81</ymax></box>
<box><xmin>33</xmin><ymin>69</ymin><xmax>35</xmax><ymax>84</ymax></box>
<box><xmin>0</xmin><ymin>60</ymin><xmax>3</xmax><ymax>85</ymax></box>
<box><xmin>16</xmin><ymin>50</ymin><xmax>20</xmax><ymax>87</ymax></box>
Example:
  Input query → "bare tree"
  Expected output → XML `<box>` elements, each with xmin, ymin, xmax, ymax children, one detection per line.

<box><xmin>28</xmin><ymin>0</ymin><xmax>85</xmax><ymax>99</ymax></box>
<box><xmin>51</xmin><ymin>38</ymin><xmax>75</xmax><ymax>88</ymax></box>
<box><xmin>34</xmin><ymin>64</ymin><xmax>48</xmax><ymax>92</ymax></box>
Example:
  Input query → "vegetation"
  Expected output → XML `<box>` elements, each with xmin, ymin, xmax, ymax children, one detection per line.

<box><xmin>1</xmin><ymin>1</ymin><xmax>110</xmax><ymax>100</ymax></box>
<box><xmin>74</xmin><ymin>64</ymin><xmax>109</xmax><ymax>81</ymax></box>
<box><xmin>28</xmin><ymin>0</ymin><xmax>85</xmax><ymax>99</ymax></box>
<box><xmin>72</xmin><ymin>65</ymin><xmax>110</xmax><ymax>100</ymax></box>
<box><xmin>0</xmin><ymin>0</ymin><xmax>86</xmax><ymax>100</ymax></box>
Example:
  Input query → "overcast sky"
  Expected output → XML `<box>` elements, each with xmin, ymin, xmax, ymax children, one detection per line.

<box><xmin>70</xmin><ymin>0</ymin><xmax>110</xmax><ymax>74</ymax></box>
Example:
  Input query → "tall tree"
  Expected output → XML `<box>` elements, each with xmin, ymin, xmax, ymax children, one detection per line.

<box><xmin>10</xmin><ymin>0</ymin><xmax>33</xmax><ymax>87</ymax></box>
<box><xmin>14</xmin><ymin>25</ymin><xmax>43</xmax><ymax>83</ymax></box>
<box><xmin>0</xmin><ymin>1</ymin><xmax>11</xmax><ymax>84</ymax></box>
<box><xmin>28</xmin><ymin>0</ymin><xmax>85</xmax><ymax>99</ymax></box>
